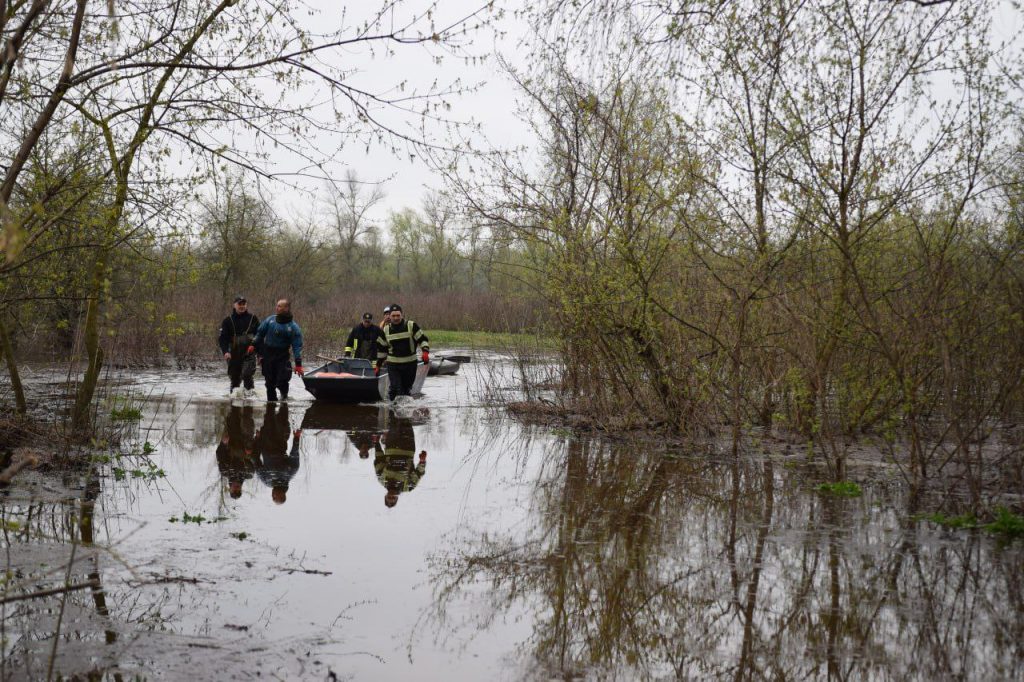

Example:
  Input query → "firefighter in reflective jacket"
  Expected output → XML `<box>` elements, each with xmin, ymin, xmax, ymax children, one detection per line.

<box><xmin>344</xmin><ymin>312</ymin><xmax>384</xmax><ymax>364</ymax></box>
<box><xmin>376</xmin><ymin>304</ymin><xmax>429</xmax><ymax>400</ymax></box>
<box><xmin>374</xmin><ymin>414</ymin><xmax>425</xmax><ymax>508</ymax></box>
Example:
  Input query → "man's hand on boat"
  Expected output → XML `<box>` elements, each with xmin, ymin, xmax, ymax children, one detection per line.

<box><xmin>294</xmin><ymin>364</ymin><xmax>304</xmax><ymax>376</ymax></box>
<box><xmin>421</xmin><ymin>350</ymin><xmax>429</xmax><ymax>364</ymax></box>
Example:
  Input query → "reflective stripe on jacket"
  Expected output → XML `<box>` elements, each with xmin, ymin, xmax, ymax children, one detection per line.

<box><xmin>377</xmin><ymin>320</ymin><xmax>428</xmax><ymax>364</ymax></box>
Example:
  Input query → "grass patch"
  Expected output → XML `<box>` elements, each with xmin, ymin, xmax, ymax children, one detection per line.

<box><xmin>110</xmin><ymin>406</ymin><xmax>143</xmax><ymax>421</ymax></box>
<box><xmin>429</xmin><ymin>329</ymin><xmax>554</xmax><ymax>350</ymax></box>
<box><xmin>109</xmin><ymin>395</ymin><xmax>143</xmax><ymax>422</ymax></box>
<box><xmin>983</xmin><ymin>507</ymin><xmax>1024</xmax><ymax>537</ymax></box>
<box><xmin>918</xmin><ymin>511</ymin><xmax>978</xmax><ymax>529</ymax></box>
<box><xmin>169</xmin><ymin>512</ymin><xmax>228</xmax><ymax>525</ymax></box>
<box><xmin>916</xmin><ymin>507</ymin><xmax>1023</xmax><ymax>539</ymax></box>
<box><xmin>815</xmin><ymin>481</ymin><xmax>863</xmax><ymax>497</ymax></box>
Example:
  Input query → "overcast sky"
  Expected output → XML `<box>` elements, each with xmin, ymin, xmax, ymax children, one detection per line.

<box><xmin>260</xmin><ymin>0</ymin><xmax>529</xmax><ymax>225</ymax></box>
<box><xmin>245</xmin><ymin>0</ymin><xmax>1024</xmax><ymax>227</ymax></box>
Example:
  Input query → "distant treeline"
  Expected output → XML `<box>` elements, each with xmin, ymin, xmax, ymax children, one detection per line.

<box><xmin>1</xmin><ymin>166</ymin><xmax>541</xmax><ymax>366</ymax></box>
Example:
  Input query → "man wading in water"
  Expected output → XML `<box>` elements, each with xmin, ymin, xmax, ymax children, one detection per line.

<box><xmin>218</xmin><ymin>296</ymin><xmax>260</xmax><ymax>399</ymax></box>
<box><xmin>376</xmin><ymin>304</ymin><xmax>429</xmax><ymax>401</ymax></box>
<box><xmin>252</xmin><ymin>298</ymin><xmax>304</xmax><ymax>402</ymax></box>
<box><xmin>344</xmin><ymin>311</ymin><xmax>385</xmax><ymax>368</ymax></box>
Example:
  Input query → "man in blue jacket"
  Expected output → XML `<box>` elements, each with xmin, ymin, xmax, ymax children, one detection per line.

<box><xmin>252</xmin><ymin>298</ymin><xmax>304</xmax><ymax>402</ymax></box>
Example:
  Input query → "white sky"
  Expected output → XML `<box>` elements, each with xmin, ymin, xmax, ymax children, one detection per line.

<box><xmin>217</xmin><ymin>0</ymin><xmax>1024</xmax><ymax>228</ymax></box>
<box><xmin>265</xmin><ymin>0</ymin><xmax>531</xmax><ymax>224</ymax></box>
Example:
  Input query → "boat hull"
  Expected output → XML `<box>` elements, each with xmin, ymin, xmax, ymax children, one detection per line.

<box><xmin>301</xmin><ymin>359</ymin><xmax>387</xmax><ymax>403</ymax></box>
<box><xmin>427</xmin><ymin>358</ymin><xmax>461</xmax><ymax>376</ymax></box>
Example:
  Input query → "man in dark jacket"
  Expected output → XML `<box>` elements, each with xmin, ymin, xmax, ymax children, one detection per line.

<box><xmin>218</xmin><ymin>296</ymin><xmax>260</xmax><ymax>397</ymax></box>
<box><xmin>376</xmin><ymin>304</ymin><xmax>429</xmax><ymax>400</ymax></box>
<box><xmin>252</xmin><ymin>298</ymin><xmax>304</xmax><ymax>402</ymax></box>
<box><xmin>344</xmin><ymin>312</ymin><xmax>385</xmax><ymax>364</ymax></box>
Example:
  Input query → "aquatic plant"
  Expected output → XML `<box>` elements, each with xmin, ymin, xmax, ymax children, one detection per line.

<box><xmin>815</xmin><ymin>481</ymin><xmax>863</xmax><ymax>497</ymax></box>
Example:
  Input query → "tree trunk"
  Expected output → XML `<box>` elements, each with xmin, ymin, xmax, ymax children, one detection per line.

<box><xmin>0</xmin><ymin>315</ymin><xmax>26</xmax><ymax>415</ymax></box>
<box><xmin>71</xmin><ymin>253</ymin><xmax>107</xmax><ymax>432</ymax></box>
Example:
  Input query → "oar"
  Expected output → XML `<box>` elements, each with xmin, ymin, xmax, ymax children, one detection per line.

<box><xmin>316</xmin><ymin>353</ymin><xmax>346</xmax><ymax>363</ymax></box>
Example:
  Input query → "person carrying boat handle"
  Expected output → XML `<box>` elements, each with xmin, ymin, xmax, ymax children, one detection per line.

<box><xmin>344</xmin><ymin>312</ymin><xmax>385</xmax><ymax>370</ymax></box>
<box><xmin>376</xmin><ymin>303</ymin><xmax>429</xmax><ymax>400</ymax></box>
<box><xmin>218</xmin><ymin>296</ymin><xmax>260</xmax><ymax>398</ymax></box>
<box><xmin>251</xmin><ymin>298</ymin><xmax>304</xmax><ymax>402</ymax></box>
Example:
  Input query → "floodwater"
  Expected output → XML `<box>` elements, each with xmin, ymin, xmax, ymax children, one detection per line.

<box><xmin>1</xmin><ymin>360</ymin><xmax>1022</xmax><ymax>680</ymax></box>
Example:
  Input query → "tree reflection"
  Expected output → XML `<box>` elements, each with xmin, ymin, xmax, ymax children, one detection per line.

<box><xmin>429</xmin><ymin>439</ymin><xmax>1024</xmax><ymax>679</ymax></box>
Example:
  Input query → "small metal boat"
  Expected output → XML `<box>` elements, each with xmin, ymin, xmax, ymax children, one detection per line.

<box><xmin>302</xmin><ymin>358</ymin><xmax>431</xmax><ymax>402</ymax></box>
<box><xmin>301</xmin><ymin>358</ymin><xmax>386</xmax><ymax>403</ymax></box>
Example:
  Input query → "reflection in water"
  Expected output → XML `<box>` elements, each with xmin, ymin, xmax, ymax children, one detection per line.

<box><xmin>216</xmin><ymin>405</ymin><xmax>259</xmax><ymax>499</ymax></box>
<box><xmin>300</xmin><ymin>402</ymin><xmax>389</xmax><ymax>461</ymax></box>
<box><xmin>255</xmin><ymin>403</ymin><xmax>300</xmax><ymax>505</ymax></box>
<box><xmin>298</xmin><ymin>403</ymin><xmax>429</xmax><ymax>507</ymax></box>
<box><xmin>429</xmin><ymin>438</ymin><xmax>1024</xmax><ymax>680</ymax></box>
<box><xmin>3</xmin><ymin>364</ymin><xmax>1022</xmax><ymax>679</ymax></box>
<box><xmin>376</xmin><ymin>414</ymin><xmax>427</xmax><ymax>508</ymax></box>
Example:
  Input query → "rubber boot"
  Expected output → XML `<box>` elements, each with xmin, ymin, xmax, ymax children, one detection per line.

<box><xmin>267</xmin><ymin>388</ymin><xmax>278</xmax><ymax>402</ymax></box>
<box><xmin>280</xmin><ymin>385</ymin><xmax>289</xmax><ymax>401</ymax></box>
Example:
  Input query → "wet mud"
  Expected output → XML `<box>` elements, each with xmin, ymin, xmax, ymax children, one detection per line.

<box><xmin>1</xmin><ymin>361</ymin><xmax>1022</xmax><ymax>680</ymax></box>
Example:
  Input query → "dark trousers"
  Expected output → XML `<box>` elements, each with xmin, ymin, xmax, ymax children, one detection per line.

<box><xmin>261</xmin><ymin>347</ymin><xmax>292</xmax><ymax>399</ymax></box>
<box><xmin>227</xmin><ymin>348</ymin><xmax>257</xmax><ymax>389</ymax></box>
<box><xmin>387</xmin><ymin>362</ymin><xmax>418</xmax><ymax>400</ymax></box>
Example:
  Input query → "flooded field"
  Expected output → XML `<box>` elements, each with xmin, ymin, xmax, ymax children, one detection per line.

<box><xmin>1</xmin><ymin>360</ymin><xmax>1022</xmax><ymax>680</ymax></box>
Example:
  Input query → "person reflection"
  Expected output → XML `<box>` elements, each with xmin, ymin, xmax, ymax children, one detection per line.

<box><xmin>375</xmin><ymin>413</ymin><xmax>426</xmax><ymax>508</ymax></box>
<box><xmin>255</xmin><ymin>403</ymin><xmax>301</xmax><ymax>505</ymax></box>
<box><xmin>352</xmin><ymin>429</ymin><xmax>380</xmax><ymax>460</ymax></box>
<box><xmin>216</xmin><ymin>405</ymin><xmax>258</xmax><ymax>499</ymax></box>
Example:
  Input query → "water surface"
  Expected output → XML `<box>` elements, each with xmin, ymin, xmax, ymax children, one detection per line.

<box><xmin>1</xmin><ymin>362</ymin><xmax>1021</xmax><ymax>680</ymax></box>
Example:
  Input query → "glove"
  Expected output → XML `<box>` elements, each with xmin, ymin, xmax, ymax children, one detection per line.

<box><xmin>418</xmin><ymin>450</ymin><xmax>427</xmax><ymax>462</ymax></box>
<box><xmin>421</xmin><ymin>350</ymin><xmax>429</xmax><ymax>364</ymax></box>
<box><xmin>293</xmin><ymin>429</ymin><xmax>302</xmax><ymax>439</ymax></box>
<box><xmin>246</xmin><ymin>345</ymin><xmax>255</xmax><ymax>355</ymax></box>
<box><xmin>294</xmin><ymin>365</ymin><xmax>304</xmax><ymax>376</ymax></box>
<box><xmin>374</xmin><ymin>366</ymin><xmax>380</xmax><ymax>376</ymax></box>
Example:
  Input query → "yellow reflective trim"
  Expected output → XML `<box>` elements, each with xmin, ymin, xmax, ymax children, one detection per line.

<box><xmin>387</xmin><ymin>354</ymin><xmax>418</xmax><ymax>363</ymax></box>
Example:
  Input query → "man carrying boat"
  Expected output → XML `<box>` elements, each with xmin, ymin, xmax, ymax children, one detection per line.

<box><xmin>252</xmin><ymin>298</ymin><xmax>304</xmax><ymax>402</ymax></box>
<box><xmin>344</xmin><ymin>312</ymin><xmax>385</xmax><ymax>368</ymax></box>
<box><xmin>376</xmin><ymin>304</ymin><xmax>429</xmax><ymax>400</ymax></box>
<box><xmin>218</xmin><ymin>295</ymin><xmax>260</xmax><ymax>398</ymax></box>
